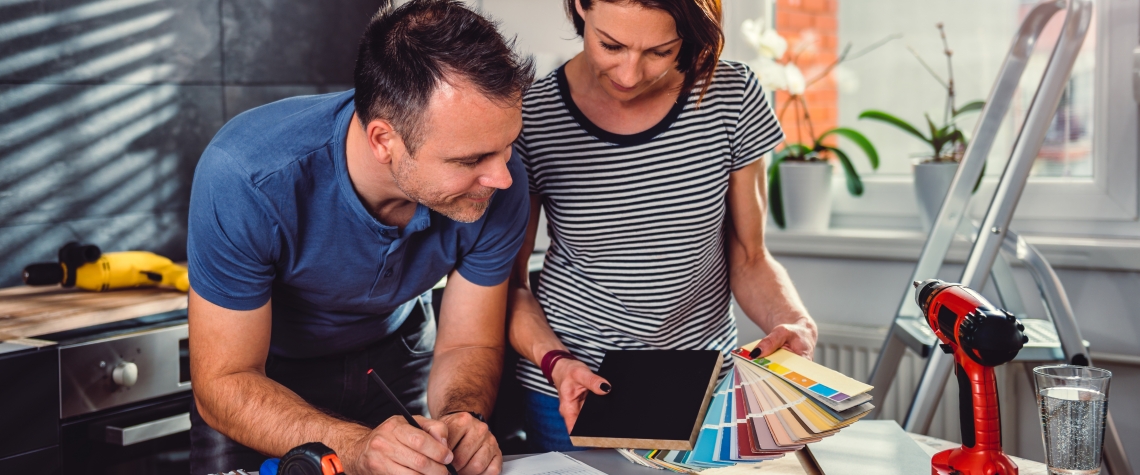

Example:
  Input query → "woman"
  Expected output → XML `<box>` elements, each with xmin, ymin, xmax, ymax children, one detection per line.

<box><xmin>508</xmin><ymin>0</ymin><xmax>818</xmax><ymax>452</ymax></box>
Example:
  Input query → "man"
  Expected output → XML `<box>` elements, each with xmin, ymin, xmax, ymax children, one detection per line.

<box><xmin>186</xmin><ymin>1</ymin><xmax>533</xmax><ymax>474</ymax></box>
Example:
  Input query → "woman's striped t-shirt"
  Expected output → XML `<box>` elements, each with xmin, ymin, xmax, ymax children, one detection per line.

<box><xmin>515</xmin><ymin>60</ymin><xmax>785</xmax><ymax>396</ymax></box>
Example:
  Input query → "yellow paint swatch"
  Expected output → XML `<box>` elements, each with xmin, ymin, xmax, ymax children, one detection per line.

<box><xmin>744</xmin><ymin>345</ymin><xmax>873</xmax><ymax>397</ymax></box>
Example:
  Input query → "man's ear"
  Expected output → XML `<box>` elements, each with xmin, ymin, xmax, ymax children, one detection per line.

<box><xmin>366</xmin><ymin>119</ymin><xmax>404</xmax><ymax>165</ymax></box>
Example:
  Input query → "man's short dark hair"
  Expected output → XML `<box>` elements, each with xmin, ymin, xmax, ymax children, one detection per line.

<box><xmin>354</xmin><ymin>0</ymin><xmax>534</xmax><ymax>155</ymax></box>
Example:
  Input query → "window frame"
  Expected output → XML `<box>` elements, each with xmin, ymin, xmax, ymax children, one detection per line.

<box><xmin>820</xmin><ymin>0</ymin><xmax>1140</xmax><ymax>238</ymax></box>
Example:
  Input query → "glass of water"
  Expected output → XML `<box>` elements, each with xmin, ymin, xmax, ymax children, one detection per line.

<box><xmin>1033</xmin><ymin>365</ymin><xmax>1111</xmax><ymax>475</ymax></box>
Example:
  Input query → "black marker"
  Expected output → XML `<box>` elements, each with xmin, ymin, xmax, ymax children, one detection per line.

<box><xmin>367</xmin><ymin>368</ymin><xmax>458</xmax><ymax>475</ymax></box>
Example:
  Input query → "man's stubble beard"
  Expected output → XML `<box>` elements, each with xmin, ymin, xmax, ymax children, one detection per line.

<box><xmin>391</xmin><ymin>155</ymin><xmax>492</xmax><ymax>224</ymax></box>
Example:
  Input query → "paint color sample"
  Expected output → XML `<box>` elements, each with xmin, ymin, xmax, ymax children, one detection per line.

<box><xmin>653</xmin><ymin>356</ymin><xmax>875</xmax><ymax>471</ymax></box>
<box><xmin>733</xmin><ymin>345</ymin><xmax>873</xmax><ymax>404</ymax></box>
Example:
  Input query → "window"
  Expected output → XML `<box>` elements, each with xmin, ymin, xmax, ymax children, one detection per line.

<box><xmin>823</xmin><ymin>0</ymin><xmax>1139</xmax><ymax>237</ymax></box>
<box><xmin>483</xmin><ymin>0</ymin><xmax>1139</xmax><ymax>243</ymax></box>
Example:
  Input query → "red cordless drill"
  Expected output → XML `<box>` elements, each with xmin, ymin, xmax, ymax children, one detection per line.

<box><xmin>913</xmin><ymin>279</ymin><xmax>1029</xmax><ymax>475</ymax></box>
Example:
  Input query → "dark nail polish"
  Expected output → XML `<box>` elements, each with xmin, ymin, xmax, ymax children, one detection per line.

<box><xmin>749</xmin><ymin>347</ymin><xmax>762</xmax><ymax>358</ymax></box>
<box><xmin>600</xmin><ymin>383</ymin><xmax>611</xmax><ymax>393</ymax></box>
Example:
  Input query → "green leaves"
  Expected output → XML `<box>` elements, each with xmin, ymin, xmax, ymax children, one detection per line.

<box><xmin>925</xmin><ymin>113</ymin><xmax>940</xmax><ymax>143</ymax></box>
<box><xmin>858</xmin><ymin>110</ymin><xmax>927</xmax><ymax>143</ymax></box>
<box><xmin>818</xmin><ymin>127</ymin><xmax>879</xmax><ymax>170</ymax></box>
<box><xmin>774</xmin><ymin>143</ymin><xmax>812</xmax><ymax>161</ymax></box>
<box><xmin>925</xmin><ymin>113</ymin><xmax>964</xmax><ymax>158</ymax></box>
<box><xmin>859</xmin><ymin>101</ymin><xmax>983</xmax><ymax>161</ymax></box>
<box><xmin>822</xmin><ymin>146</ymin><xmax>863</xmax><ymax>196</ymax></box>
<box><xmin>814</xmin><ymin>127</ymin><xmax>877</xmax><ymax>197</ymax></box>
<box><xmin>954</xmin><ymin>100</ymin><xmax>985</xmax><ymax>117</ymax></box>
<box><xmin>767</xmin><ymin>154</ymin><xmax>786</xmax><ymax>228</ymax></box>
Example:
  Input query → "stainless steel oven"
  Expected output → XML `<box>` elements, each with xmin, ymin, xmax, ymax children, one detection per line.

<box><xmin>60</xmin><ymin>392</ymin><xmax>193</xmax><ymax>474</ymax></box>
<box><xmin>58</xmin><ymin>315</ymin><xmax>193</xmax><ymax>474</ymax></box>
<box><xmin>0</xmin><ymin>310</ymin><xmax>193</xmax><ymax>474</ymax></box>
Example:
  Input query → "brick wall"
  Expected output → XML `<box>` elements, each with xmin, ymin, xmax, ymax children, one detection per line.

<box><xmin>775</xmin><ymin>0</ymin><xmax>839</xmax><ymax>147</ymax></box>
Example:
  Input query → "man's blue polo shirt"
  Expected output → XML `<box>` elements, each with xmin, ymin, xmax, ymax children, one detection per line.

<box><xmin>187</xmin><ymin>91</ymin><xmax>528</xmax><ymax>359</ymax></box>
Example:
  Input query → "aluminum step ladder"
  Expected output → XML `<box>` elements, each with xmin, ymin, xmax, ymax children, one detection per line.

<box><xmin>866</xmin><ymin>1</ymin><xmax>1134</xmax><ymax>473</ymax></box>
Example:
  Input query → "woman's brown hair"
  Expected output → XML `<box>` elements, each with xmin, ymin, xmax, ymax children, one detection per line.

<box><xmin>566</xmin><ymin>0</ymin><xmax>724</xmax><ymax>99</ymax></box>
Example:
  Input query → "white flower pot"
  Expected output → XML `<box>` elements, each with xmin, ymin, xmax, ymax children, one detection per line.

<box><xmin>913</xmin><ymin>160</ymin><xmax>960</xmax><ymax>232</ymax></box>
<box><xmin>779</xmin><ymin>161</ymin><xmax>833</xmax><ymax>232</ymax></box>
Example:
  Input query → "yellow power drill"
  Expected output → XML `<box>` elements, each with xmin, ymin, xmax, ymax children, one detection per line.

<box><xmin>23</xmin><ymin>242</ymin><xmax>189</xmax><ymax>292</ymax></box>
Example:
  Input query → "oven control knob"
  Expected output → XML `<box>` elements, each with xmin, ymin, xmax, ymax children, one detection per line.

<box><xmin>112</xmin><ymin>362</ymin><xmax>138</xmax><ymax>387</ymax></box>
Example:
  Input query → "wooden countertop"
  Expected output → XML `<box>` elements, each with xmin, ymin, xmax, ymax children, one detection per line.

<box><xmin>0</xmin><ymin>285</ymin><xmax>187</xmax><ymax>341</ymax></box>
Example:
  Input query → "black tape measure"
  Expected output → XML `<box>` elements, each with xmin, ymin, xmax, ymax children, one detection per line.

<box><xmin>279</xmin><ymin>442</ymin><xmax>345</xmax><ymax>475</ymax></box>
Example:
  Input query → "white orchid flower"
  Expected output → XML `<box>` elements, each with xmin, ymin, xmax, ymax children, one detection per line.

<box><xmin>832</xmin><ymin>64</ymin><xmax>860</xmax><ymax>94</ymax></box>
<box><xmin>751</xmin><ymin>56</ymin><xmax>788</xmax><ymax>92</ymax></box>
<box><xmin>743</xmin><ymin>17</ymin><xmax>808</xmax><ymax>95</ymax></box>
<box><xmin>742</xmin><ymin>18</ymin><xmax>764</xmax><ymax>50</ymax></box>
<box><xmin>742</xmin><ymin>17</ymin><xmax>787</xmax><ymax>60</ymax></box>
<box><xmin>759</xmin><ymin>29</ymin><xmax>788</xmax><ymax>60</ymax></box>
<box><xmin>785</xmin><ymin>63</ymin><xmax>806</xmax><ymax>95</ymax></box>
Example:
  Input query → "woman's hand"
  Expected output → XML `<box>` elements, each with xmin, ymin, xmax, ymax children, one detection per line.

<box><xmin>550</xmin><ymin>359</ymin><xmax>611</xmax><ymax>432</ymax></box>
<box><xmin>754</xmin><ymin>320</ymin><xmax>817</xmax><ymax>360</ymax></box>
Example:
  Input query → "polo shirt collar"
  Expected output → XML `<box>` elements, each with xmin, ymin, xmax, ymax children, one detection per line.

<box><xmin>334</xmin><ymin>93</ymin><xmax>433</xmax><ymax>240</ymax></box>
<box><xmin>381</xmin><ymin>204</ymin><xmax>432</xmax><ymax>240</ymax></box>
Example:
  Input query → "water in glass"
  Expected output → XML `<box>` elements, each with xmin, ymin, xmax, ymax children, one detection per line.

<box><xmin>1038</xmin><ymin>386</ymin><xmax>1107</xmax><ymax>475</ymax></box>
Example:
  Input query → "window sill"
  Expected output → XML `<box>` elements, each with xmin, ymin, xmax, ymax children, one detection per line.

<box><xmin>764</xmin><ymin>228</ymin><xmax>1140</xmax><ymax>272</ymax></box>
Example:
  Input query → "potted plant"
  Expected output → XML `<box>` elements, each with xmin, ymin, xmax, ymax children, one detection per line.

<box><xmin>857</xmin><ymin>23</ymin><xmax>984</xmax><ymax>231</ymax></box>
<box><xmin>768</xmin><ymin>128</ymin><xmax>878</xmax><ymax>232</ymax></box>
<box><xmin>743</xmin><ymin>18</ymin><xmax>893</xmax><ymax>232</ymax></box>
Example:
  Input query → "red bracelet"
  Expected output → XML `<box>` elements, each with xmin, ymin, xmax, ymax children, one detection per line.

<box><xmin>541</xmin><ymin>350</ymin><xmax>578</xmax><ymax>386</ymax></box>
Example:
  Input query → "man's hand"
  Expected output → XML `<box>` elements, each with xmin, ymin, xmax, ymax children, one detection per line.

<box><xmin>754</xmin><ymin>320</ymin><xmax>817</xmax><ymax>360</ymax></box>
<box><xmin>439</xmin><ymin>412</ymin><xmax>501</xmax><ymax>475</ymax></box>
<box><xmin>343</xmin><ymin>415</ymin><xmax>454</xmax><ymax>475</ymax></box>
<box><xmin>552</xmin><ymin>359</ymin><xmax>611</xmax><ymax>432</ymax></box>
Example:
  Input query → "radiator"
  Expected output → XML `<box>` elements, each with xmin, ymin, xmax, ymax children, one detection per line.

<box><xmin>812</xmin><ymin>323</ymin><xmax>1024</xmax><ymax>450</ymax></box>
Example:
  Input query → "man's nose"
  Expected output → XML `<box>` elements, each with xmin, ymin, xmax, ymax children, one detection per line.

<box><xmin>480</xmin><ymin>156</ymin><xmax>513</xmax><ymax>190</ymax></box>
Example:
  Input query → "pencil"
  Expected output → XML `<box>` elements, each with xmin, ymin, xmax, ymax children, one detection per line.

<box><xmin>367</xmin><ymin>368</ymin><xmax>459</xmax><ymax>475</ymax></box>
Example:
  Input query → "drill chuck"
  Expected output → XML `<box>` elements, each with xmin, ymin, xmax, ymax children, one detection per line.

<box><xmin>913</xmin><ymin>279</ymin><xmax>947</xmax><ymax>316</ymax></box>
<box><xmin>23</xmin><ymin>263</ymin><xmax>64</xmax><ymax>286</ymax></box>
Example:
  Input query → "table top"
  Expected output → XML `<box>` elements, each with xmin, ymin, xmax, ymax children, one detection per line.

<box><xmin>0</xmin><ymin>285</ymin><xmax>187</xmax><ymax>342</ymax></box>
<box><xmin>506</xmin><ymin>433</ymin><xmax>1048</xmax><ymax>474</ymax></box>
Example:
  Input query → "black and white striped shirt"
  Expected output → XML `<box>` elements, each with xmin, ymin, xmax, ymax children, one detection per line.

<box><xmin>516</xmin><ymin>61</ymin><xmax>784</xmax><ymax>396</ymax></box>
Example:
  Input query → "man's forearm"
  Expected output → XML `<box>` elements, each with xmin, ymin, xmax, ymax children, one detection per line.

<box><xmin>427</xmin><ymin>346</ymin><xmax>504</xmax><ymax>417</ymax></box>
<box><xmin>195</xmin><ymin>371</ymin><xmax>369</xmax><ymax>461</ymax></box>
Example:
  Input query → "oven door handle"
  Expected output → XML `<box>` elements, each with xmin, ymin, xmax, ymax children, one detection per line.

<box><xmin>105</xmin><ymin>412</ymin><xmax>191</xmax><ymax>446</ymax></box>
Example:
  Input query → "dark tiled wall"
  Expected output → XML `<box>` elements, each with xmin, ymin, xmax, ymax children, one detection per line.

<box><xmin>0</xmin><ymin>0</ymin><xmax>383</xmax><ymax>287</ymax></box>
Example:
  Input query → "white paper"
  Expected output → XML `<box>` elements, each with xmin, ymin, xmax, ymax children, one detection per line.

<box><xmin>501</xmin><ymin>452</ymin><xmax>609</xmax><ymax>475</ymax></box>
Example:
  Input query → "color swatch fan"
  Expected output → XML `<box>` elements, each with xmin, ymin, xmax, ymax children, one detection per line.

<box><xmin>733</xmin><ymin>342</ymin><xmax>873</xmax><ymax>412</ymax></box>
<box><xmin>614</xmin><ymin>341</ymin><xmax>875</xmax><ymax>473</ymax></box>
